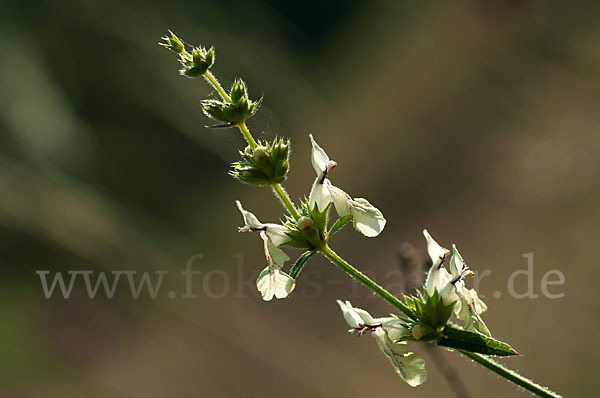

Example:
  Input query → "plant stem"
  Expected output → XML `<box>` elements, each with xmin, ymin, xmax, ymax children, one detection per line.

<box><xmin>320</xmin><ymin>244</ymin><xmax>415</xmax><ymax>320</ymax></box>
<box><xmin>271</xmin><ymin>183</ymin><xmax>301</xmax><ymax>220</ymax></box>
<box><xmin>203</xmin><ymin>70</ymin><xmax>231</xmax><ymax>102</ymax></box>
<box><xmin>459</xmin><ymin>350</ymin><xmax>561</xmax><ymax>398</ymax></box>
<box><xmin>236</xmin><ymin>121</ymin><xmax>259</xmax><ymax>150</ymax></box>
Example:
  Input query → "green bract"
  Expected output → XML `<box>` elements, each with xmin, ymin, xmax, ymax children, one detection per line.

<box><xmin>230</xmin><ymin>138</ymin><xmax>290</xmax><ymax>185</ymax></box>
<box><xmin>404</xmin><ymin>289</ymin><xmax>455</xmax><ymax>338</ymax></box>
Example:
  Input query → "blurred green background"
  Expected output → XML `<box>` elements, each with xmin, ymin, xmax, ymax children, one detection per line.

<box><xmin>1</xmin><ymin>0</ymin><xmax>599</xmax><ymax>396</ymax></box>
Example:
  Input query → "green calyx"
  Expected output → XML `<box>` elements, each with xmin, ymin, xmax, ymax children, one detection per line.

<box><xmin>281</xmin><ymin>201</ymin><xmax>330</xmax><ymax>250</ymax></box>
<box><xmin>230</xmin><ymin>137</ymin><xmax>290</xmax><ymax>185</ymax></box>
<box><xmin>404</xmin><ymin>289</ymin><xmax>455</xmax><ymax>339</ymax></box>
<box><xmin>160</xmin><ymin>30</ymin><xmax>185</xmax><ymax>54</ymax></box>
<box><xmin>180</xmin><ymin>46</ymin><xmax>215</xmax><ymax>77</ymax></box>
<box><xmin>201</xmin><ymin>79</ymin><xmax>262</xmax><ymax>127</ymax></box>
<box><xmin>160</xmin><ymin>31</ymin><xmax>214</xmax><ymax>77</ymax></box>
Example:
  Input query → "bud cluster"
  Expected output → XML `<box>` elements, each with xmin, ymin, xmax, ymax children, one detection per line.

<box><xmin>201</xmin><ymin>79</ymin><xmax>262</xmax><ymax>127</ymax></box>
<box><xmin>283</xmin><ymin>200</ymin><xmax>330</xmax><ymax>250</ymax></box>
<box><xmin>230</xmin><ymin>138</ymin><xmax>290</xmax><ymax>185</ymax></box>
<box><xmin>160</xmin><ymin>31</ymin><xmax>215</xmax><ymax>77</ymax></box>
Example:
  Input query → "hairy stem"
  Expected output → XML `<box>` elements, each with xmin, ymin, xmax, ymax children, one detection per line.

<box><xmin>203</xmin><ymin>70</ymin><xmax>231</xmax><ymax>102</ymax></box>
<box><xmin>320</xmin><ymin>244</ymin><xmax>415</xmax><ymax>319</ymax></box>
<box><xmin>271</xmin><ymin>183</ymin><xmax>301</xmax><ymax>220</ymax></box>
<box><xmin>459</xmin><ymin>351</ymin><xmax>560</xmax><ymax>398</ymax></box>
<box><xmin>236</xmin><ymin>121</ymin><xmax>259</xmax><ymax>150</ymax></box>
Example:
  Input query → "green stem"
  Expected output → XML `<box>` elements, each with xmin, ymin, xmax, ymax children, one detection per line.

<box><xmin>272</xmin><ymin>183</ymin><xmax>301</xmax><ymax>220</ymax></box>
<box><xmin>236</xmin><ymin>121</ymin><xmax>259</xmax><ymax>150</ymax></box>
<box><xmin>327</xmin><ymin>214</ymin><xmax>353</xmax><ymax>239</ymax></box>
<box><xmin>203</xmin><ymin>70</ymin><xmax>231</xmax><ymax>102</ymax></box>
<box><xmin>320</xmin><ymin>244</ymin><xmax>415</xmax><ymax>320</ymax></box>
<box><xmin>459</xmin><ymin>350</ymin><xmax>561</xmax><ymax>398</ymax></box>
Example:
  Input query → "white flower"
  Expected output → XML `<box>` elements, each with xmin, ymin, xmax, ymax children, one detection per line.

<box><xmin>236</xmin><ymin>201</ymin><xmax>295</xmax><ymax>301</ymax></box>
<box><xmin>372</xmin><ymin>328</ymin><xmax>428</xmax><ymax>387</ymax></box>
<box><xmin>336</xmin><ymin>300</ymin><xmax>426</xmax><ymax>387</ymax></box>
<box><xmin>422</xmin><ymin>230</ymin><xmax>490</xmax><ymax>336</ymax></box>
<box><xmin>308</xmin><ymin>135</ymin><xmax>386</xmax><ymax>237</ymax></box>
<box><xmin>448</xmin><ymin>245</ymin><xmax>490</xmax><ymax>336</ymax></box>
<box><xmin>423</xmin><ymin>229</ymin><xmax>452</xmax><ymax>300</ymax></box>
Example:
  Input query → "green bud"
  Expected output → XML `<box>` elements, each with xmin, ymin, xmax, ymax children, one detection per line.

<box><xmin>283</xmin><ymin>200</ymin><xmax>330</xmax><ymax>249</ymax></box>
<box><xmin>296</xmin><ymin>216</ymin><xmax>314</xmax><ymax>231</ymax></box>
<box><xmin>296</xmin><ymin>216</ymin><xmax>322</xmax><ymax>248</ymax></box>
<box><xmin>299</xmin><ymin>199</ymin><xmax>329</xmax><ymax>236</ymax></box>
<box><xmin>412</xmin><ymin>324</ymin><xmax>427</xmax><ymax>340</ymax></box>
<box><xmin>179</xmin><ymin>46</ymin><xmax>215</xmax><ymax>78</ymax></box>
<box><xmin>230</xmin><ymin>79</ymin><xmax>248</xmax><ymax>104</ymax></box>
<box><xmin>201</xmin><ymin>100</ymin><xmax>228</xmax><ymax>122</ymax></box>
<box><xmin>230</xmin><ymin>138</ymin><xmax>290</xmax><ymax>185</ymax></box>
<box><xmin>160</xmin><ymin>30</ymin><xmax>185</xmax><ymax>54</ymax></box>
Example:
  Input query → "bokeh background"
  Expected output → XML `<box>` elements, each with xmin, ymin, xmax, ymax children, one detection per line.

<box><xmin>1</xmin><ymin>0</ymin><xmax>599</xmax><ymax>396</ymax></box>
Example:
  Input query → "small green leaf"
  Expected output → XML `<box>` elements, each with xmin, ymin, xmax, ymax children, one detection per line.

<box><xmin>289</xmin><ymin>250</ymin><xmax>316</xmax><ymax>279</ymax></box>
<box><xmin>438</xmin><ymin>325</ymin><xmax>518</xmax><ymax>356</ymax></box>
<box><xmin>207</xmin><ymin>123</ymin><xmax>234</xmax><ymax>129</ymax></box>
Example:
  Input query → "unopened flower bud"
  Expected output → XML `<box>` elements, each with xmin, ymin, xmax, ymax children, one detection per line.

<box><xmin>160</xmin><ymin>30</ymin><xmax>185</xmax><ymax>54</ymax></box>
<box><xmin>230</xmin><ymin>138</ymin><xmax>290</xmax><ymax>185</ymax></box>
<box><xmin>412</xmin><ymin>324</ymin><xmax>427</xmax><ymax>341</ymax></box>
<box><xmin>180</xmin><ymin>46</ymin><xmax>215</xmax><ymax>78</ymax></box>
<box><xmin>296</xmin><ymin>216</ymin><xmax>314</xmax><ymax>231</ymax></box>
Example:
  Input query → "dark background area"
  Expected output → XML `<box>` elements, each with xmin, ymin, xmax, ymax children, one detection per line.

<box><xmin>1</xmin><ymin>1</ymin><xmax>599</xmax><ymax>396</ymax></box>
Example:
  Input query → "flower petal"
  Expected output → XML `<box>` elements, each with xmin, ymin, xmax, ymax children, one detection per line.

<box><xmin>261</xmin><ymin>231</ymin><xmax>290</xmax><ymax>268</ymax></box>
<box><xmin>423</xmin><ymin>229</ymin><xmax>449</xmax><ymax>269</ymax></box>
<box><xmin>329</xmin><ymin>185</ymin><xmax>352</xmax><ymax>216</ymax></box>
<box><xmin>256</xmin><ymin>266</ymin><xmax>295</xmax><ymax>301</ymax></box>
<box><xmin>349</xmin><ymin>198</ymin><xmax>386</xmax><ymax>237</ymax></box>
<box><xmin>337</xmin><ymin>300</ymin><xmax>364</xmax><ymax>329</ymax></box>
<box><xmin>423</xmin><ymin>230</ymin><xmax>453</xmax><ymax>296</ymax></box>
<box><xmin>309</xmin><ymin>134</ymin><xmax>330</xmax><ymax>176</ymax></box>
<box><xmin>425</xmin><ymin>265</ymin><xmax>453</xmax><ymax>298</ymax></box>
<box><xmin>372</xmin><ymin>328</ymin><xmax>428</xmax><ymax>387</ymax></box>
<box><xmin>236</xmin><ymin>200</ymin><xmax>264</xmax><ymax>229</ymax></box>
<box><xmin>308</xmin><ymin>177</ymin><xmax>332</xmax><ymax>212</ymax></box>
<box><xmin>264</xmin><ymin>224</ymin><xmax>290</xmax><ymax>247</ymax></box>
<box><xmin>449</xmin><ymin>244</ymin><xmax>464</xmax><ymax>278</ymax></box>
<box><xmin>381</xmin><ymin>318</ymin><xmax>411</xmax><ymax>342</ymax></box>
<box><xmin>455</xmin><ymin>284</ymin><xmax>491</xmax><ymax>336</ymax></box>
<box><xmin>336</xmin><ymin>300</ymin><xmax>379</xmax><ymax>328</ymax></box>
